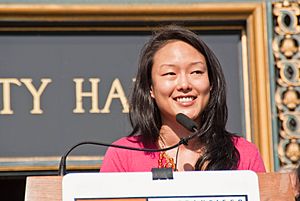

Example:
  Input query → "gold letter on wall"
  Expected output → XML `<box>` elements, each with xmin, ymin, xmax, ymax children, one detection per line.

<box><xmin>21</xmin><ymin>78</ymin><xmax>52</xmax><ymax>114</ymax></box>
<box><xmin>0</xmin><ymin>78</ymin><xmax>22</xmax><ymax>114</ymax></box>
<box><xmin>73</xmin><ymin>78</ymin><xmax>101</xmax><ymax>113</ymax></box>
<box><xmin>101</xmin><ymin>78</ymin><xmax>129</xmax><ymax>113</ymax></box>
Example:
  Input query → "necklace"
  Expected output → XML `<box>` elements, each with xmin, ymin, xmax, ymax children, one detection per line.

<box><xmin>157</xmin><ymin>136</ymin><xmax>176</xmax><ymax>170</ymax></box>
<box><xmin>158</xmin><ymin>151</ymin><xmax>176</xmax><ymax>170</ymax></box>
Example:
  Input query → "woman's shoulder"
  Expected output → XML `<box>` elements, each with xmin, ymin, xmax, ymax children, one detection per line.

<box><xmin>232</xmin><ymin>135</ymin><xmax>261</xmax><ymax>156</ymax></box>
<box><xmin>232</xmin><ymin>136</ymin><xmax>258</xmax><ymax>150</ymax></box>
<box><xmin>112</xmin><ymin>135</ymin><xmax>145</xmax><ymax>148</ymax></box>
<box><xmin>232</xmin><ymin>135</ymin><xmax>266</xmax><ymax>172</ymax></box>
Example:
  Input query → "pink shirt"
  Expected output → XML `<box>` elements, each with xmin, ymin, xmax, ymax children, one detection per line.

<box><xmin>100</xmin><ymin>136</ymin><xmax>266</xmax><ymax>173</ymax></box>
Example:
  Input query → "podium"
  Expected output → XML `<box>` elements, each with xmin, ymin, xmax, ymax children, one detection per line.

<box><xmin>24</xmin><ymin>172</ymin><xmax>295</xmax><ymax>201</ymax></box>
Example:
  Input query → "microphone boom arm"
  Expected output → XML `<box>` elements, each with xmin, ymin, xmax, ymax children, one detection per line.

<box><xmin>58</xmin><ymin>113</ymin><xmax>199</xmax><ymax>176</ymax></box>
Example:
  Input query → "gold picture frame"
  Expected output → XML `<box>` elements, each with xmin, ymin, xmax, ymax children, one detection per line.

<box><xmin>0</xmin><ymin>2</ymin><xmax>273</xmax><ymax>172</ymax></box>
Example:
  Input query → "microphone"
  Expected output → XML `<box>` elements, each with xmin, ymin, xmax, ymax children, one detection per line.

<box><xmin>176</xmin><ymin>113</ymin><xmax>199</xmax><ymax>145</ymax></box>
<box><xmin>176</xmin><ymin>113</ymin><xmax>198</xmax><ymax>132</ymax></box>
<box><xmin>58</xmin><ymin>113</ymin><xmax>198</xmax><ymax>176</ymax></box>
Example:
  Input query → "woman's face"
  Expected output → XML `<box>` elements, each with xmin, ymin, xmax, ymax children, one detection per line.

<box><xmin>150</xmin><ymin>40</ymin><xmax>211</xmax><ymax>124</ymax></box>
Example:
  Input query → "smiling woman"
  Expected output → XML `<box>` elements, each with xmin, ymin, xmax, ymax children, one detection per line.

<box><xmin>150</xmin><ymin>40</ymin><xmax>210</xmax><ymax>125</ymax></box>
<box><xmin>100</xmin><ymin>25</ymin><xmax>266</xmax><ymax>173</ymax></box>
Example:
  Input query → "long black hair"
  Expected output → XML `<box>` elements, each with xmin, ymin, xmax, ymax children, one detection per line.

<box><xmin>129</xmin><ymin>25</ymin><xmax>240</xmax><ymax>170</ymax></box>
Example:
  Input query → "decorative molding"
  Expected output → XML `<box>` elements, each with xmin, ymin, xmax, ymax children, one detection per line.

<box><xmin>273</xmin><ymin>0</ymin><xmax>300</xmax><ymax>170</ymax></box>
<box><xmin>0</xmin><ymin>2</ymin><xmax>273</xmax><ymax>172</ymax></box>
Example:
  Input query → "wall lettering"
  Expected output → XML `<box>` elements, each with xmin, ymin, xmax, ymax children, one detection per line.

<box><xmin>0</xmin><ymin>77</ymin><xmax>130</xmax><ymax>115</ymax></box>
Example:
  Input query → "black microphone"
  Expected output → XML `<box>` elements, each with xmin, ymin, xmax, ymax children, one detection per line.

<box><xmin>176</xmin><ymin>113</ymin><xmax>199</xmax><ymax>145</ymax></box>
<box><xmin>58</xmin><ymin>113</ymin><xmax>198</xmax><ymax>176</ymax></box>
<box><xmin>176</xmin><ymin>113</ymin><xmax>198</xmax><ymax>132</ymax></box>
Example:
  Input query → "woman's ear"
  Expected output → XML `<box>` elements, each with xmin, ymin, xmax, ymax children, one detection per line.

<box><xmin>150</xmin><ymin>86</ymin><xmax>155</xmax><ymax>98</ymax></box>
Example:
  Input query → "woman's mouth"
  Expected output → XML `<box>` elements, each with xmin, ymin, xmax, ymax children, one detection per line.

<box><xmin>175</xmin><ymin>96</ymin><xmax>196</xmax><ymax>103</ymax></box>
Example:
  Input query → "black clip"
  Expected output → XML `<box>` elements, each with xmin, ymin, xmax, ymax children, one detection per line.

<box><xmin>151</xmin><ymin>168</ymin><xmax>173</xmax><ymax>180</ymax></box>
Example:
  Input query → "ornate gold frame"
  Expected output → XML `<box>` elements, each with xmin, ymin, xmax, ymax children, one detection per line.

<box><xmin>272</xmin><ymin>0</ymin><xmax>300</xmax><ymax>171</ymax></box>
<box><xmin>0</xmin><ymin>3</ymin><xmax>273</xmax><ymax>172</ymax></box>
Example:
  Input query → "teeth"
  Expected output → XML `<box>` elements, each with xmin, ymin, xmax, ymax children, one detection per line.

<box><xmin>176</xmin><ymin>97</ymin><xmax>194</xmax><ymax>103</ymax></box>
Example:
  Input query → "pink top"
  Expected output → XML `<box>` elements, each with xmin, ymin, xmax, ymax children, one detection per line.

<box><xmin>100</xmin><ymin>136</ymin><xmax>266</xmax><ymax>173</ymax></box>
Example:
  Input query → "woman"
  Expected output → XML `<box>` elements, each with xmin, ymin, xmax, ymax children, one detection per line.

<box><xmin>101</xmin><ymin>25</ymin><xmax>265</xmax><ymax>172</ymax></box>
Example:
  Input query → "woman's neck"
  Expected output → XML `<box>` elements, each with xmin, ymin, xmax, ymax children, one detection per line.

<box><xmin>158</xmin><ymin>124</ymin><xmax>204</xmax><ymax>171</ymax></box>
<box><xmin>158</xmin><ymin>124</ymin><xmax>199</xmax><ymax>150</ymax></box>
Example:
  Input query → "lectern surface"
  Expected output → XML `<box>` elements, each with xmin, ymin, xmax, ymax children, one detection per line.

<box><xmin>63</xmin><ymin>170</ymin><xmax>260</xmax><ymax>201</ymax></box>
<box><xmin>24</xmin><ymin>172</ymin><xmax>295</xmax><ymax>201</ymax></box>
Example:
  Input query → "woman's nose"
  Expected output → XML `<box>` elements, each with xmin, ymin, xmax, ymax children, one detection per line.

<box><xmin>176</xmin><ymin>74</ymin><xmax>191</xmax><ymax>91</ymax></box>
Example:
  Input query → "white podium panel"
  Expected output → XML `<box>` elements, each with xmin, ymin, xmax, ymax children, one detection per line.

<box><xmin>62</xmin><ymin>170</ymin><xmax>260</xmax><ymax>201</ymax></box>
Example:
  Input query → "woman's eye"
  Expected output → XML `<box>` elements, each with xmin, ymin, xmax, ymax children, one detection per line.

<box><xmin>191</xmin><ymin>70</ymin><xmax>203</xmax><ymax>74</ymax></box>
<box><xmin>163</xmin><ymin>72</ymin><xmax>176</xmax><ymax>76</ymax></box>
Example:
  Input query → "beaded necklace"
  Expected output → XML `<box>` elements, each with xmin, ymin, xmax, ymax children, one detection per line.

<box><xmin>158</xmin><ymin>151</ymin><xmax>176</xmax><ymax>170</ymax></box>
<box><xmin>158</xmin><ymin>137</ymin><xmax>176</xmax><ymax>170</ymax></box>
